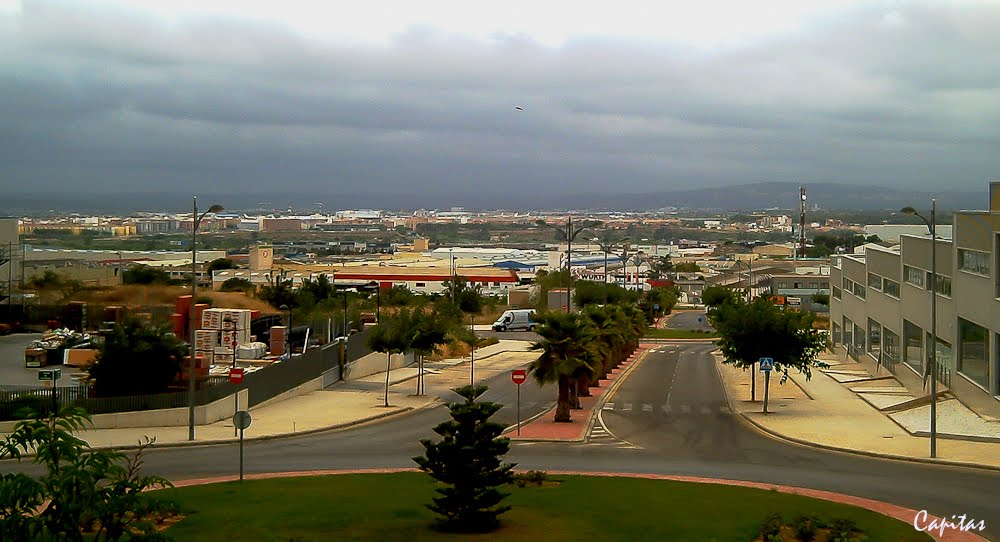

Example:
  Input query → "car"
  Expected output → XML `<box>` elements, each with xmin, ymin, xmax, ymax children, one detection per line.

<box><xmin>491</xmin><ymin>309</ymin><xmax>536</xmax><ymax>332</ymax></box>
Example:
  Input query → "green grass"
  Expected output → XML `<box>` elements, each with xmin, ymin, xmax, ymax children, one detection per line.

<box><xmin>159</xmin><ymin>473</ymin><xmax>930</xmax><ymax>542</ymax></box>
<box><xmin>646</xmin><ymin>328</ymin><xmax>719</xmax><ymax>339</ymax></box>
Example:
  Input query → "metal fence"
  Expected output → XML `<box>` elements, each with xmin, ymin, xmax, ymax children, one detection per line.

<box><xmin>0</xmin><ymin>329</ymin><xmax>375</xmax><ymax>420</ymax></box>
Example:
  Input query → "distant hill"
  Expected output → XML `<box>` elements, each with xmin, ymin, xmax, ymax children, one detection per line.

<box><xmin>1</xmin><ymin>182</ymin><xmax>984</xmax><ymax>214</ymax></box>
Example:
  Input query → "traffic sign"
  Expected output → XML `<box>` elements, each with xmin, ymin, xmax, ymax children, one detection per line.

<box><xmin>229</xmin><ymin>367</ymin><xmax>245</xmax><ymax>385</ymax></box>
<box><xmin>233</xmin><ymin>410</ymin><xmax>252</xmax><ymax>430</ymax></box>
<box><xmin>511</xmin><ymin>369</ymin><xmax>527</xmax><ymax>385</ymax></box>
<box><xmin>38</xmin><ymin>368</ymin><xmax>62</xmax><ymax>381</ymax></box>
<box><xmin>759</xmin><ymin>357</ymin><xmax>774</xmax><ymax>372</ymax></box>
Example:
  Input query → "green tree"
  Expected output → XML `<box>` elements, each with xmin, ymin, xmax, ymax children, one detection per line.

<box><xmin>121</xmin><ymin>265</ymin><xmax>171</xmax><ymax>285</ymax></box>
<box><xmin>702</xmin><ymin>285</ymin><xmax>739</xmax><ymax>308</ymax></box>
<box><xmin>412</xmin><ymin>385</ymin><xmax>514</xmax><ymax>533</ymax></box>
<box><xmin>300</xmin><ymin>274</ymin><xmax>335</xmax><ymax>302</ymax></box>
<box><xmin>647</xmin><ymin>254</ymin><xmax>674</xmax><ymax>279</ymax></box>
<box><xmin>410</xmin><ymin>309</ymin><xmax>453</xmax><ymax>395</ymax></box>
<box><xmin>530</xmin><ymin>311</ymin><xmax>598</xmax><ymax>422</ymax></box>
<box><xmin>811</xmin><ymin>292</ymin><xmax>830</xmax><ymax>306</ymax></box>
<box><xmin>206</xmin><ymin>258</ymin><xmax>236</xmax><ymax>274</ymax></box>
<box><xmin>220</xmin><ymin>277</ymin><xmax>254</xmax><ymax>293</ymax></box>
<box><xmin>674</xmin><ymin>262</ymin><xmax>701</xmax><ymax>273</ymax></box>
<box><xmin>367</xmin><ymin>309</ymin><xmax>415</xmax><ymax>407</ymax></box>
<box><xmin>0</xmin><ymin>408</ymin><xmax>176</xmax><ymax>541</ymax></box>
<box><xmin>88</xmin><ymin>319</ymin><xmax>188</xmax><ymax>397</ymax></box>
<box><xmin>709</xmin><ymin>297</ymin><xmax>829</xmax><ymax>397</ymax></box>
<box><xmin>258</xmin><ymin>277</ymin><xmax>297</xmax><ymax>309</ymax></box>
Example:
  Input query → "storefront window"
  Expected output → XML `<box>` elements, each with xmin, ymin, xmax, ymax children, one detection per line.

<box><xmin>958</xmin><ymin>318</ymin><xmax>989</xmax><ymax>388</ymax></box>
<box><xmin>903</xmin><ymin>320</ymin><xmax>923</xmax><ymax>374</ymax></box>
<box><xmin>882</xmin><ymin>328</ymin><xmax>900</xmax><ymax>372</ymax></box>
<box><xmin>868</xmin><ymin>319</ymin><xmax>881</xmax><ymax>359</ymax></box>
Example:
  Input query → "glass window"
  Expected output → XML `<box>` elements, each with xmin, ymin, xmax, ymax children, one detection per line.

<box><xmin>903</xmin><ymin>320</ymin><xmax>923</xmax><ymax>374</ymax></box>
<box><xmin>843</xmin><ymin>317</ymin><xmax>853</xmax><ymax>354</ymax></box>
<box><xmin>854</xmin><ymin>323</ymin><xmax>865</xmax><ymax>355</ymax></box>
<box><xmin>883</xmin><ymin>279</ymin><xmax>900</xmax><ymax>298</ymax></box>
<box><xmin>868</xmin><ymin>319</ymin><xmax>881</xmax><ymax>359</ymax></box>
<box><xmin>832</xmin><ymin>286</ymin><xmax>842</xmax><ymax>300</ymax></box>
<box><xmin>928</xmin><ymin>336</ymin><xmax>952</xmax><ymax>386</ymax></box>
<box><xmin>832</xmin><ymin>322</ymin><xmax>841</xmax><ymax>346</ymax></box>
<box><xmin>958</xmin><ymin>249</ymin><xmax>990</xmax><ymax>276</ymax></box>
<box><xmin>809</xmin><ymin>282</ymin><xmax>818</xmax><ymax>289</ymax></box>
<box><xmin>853</xmin><ymin>282</ymin><xmax>866</xmax><ymax>299</ymax></box>
<box><xmin>883</xmin><ymin>328</ymin><xmax>900</xmax><ymax>371</ymax></box>
<box><xmin>867</xmin><ymin>273</ymin><xmax>882</xmax><ymax>291</ymax></box>
<box><xmin>904</xmin><ymin>265</ymin><xmax>925</xmax><ymax>287</ymax></box>
<box><xmin>842</xmin><ymin>277</ymin><xmax>852</xmax><ymax>290</ymax></box>
<box><xmin>958</xmin><ymin>318</ymin><xmax>989</xmax><ymax>388</ymax></box>
<box><xmin>778</xmin><ymin>282</ymin><xmax>789</xmax><ymax>288</ymax></box>
<box><xmin>933</xmin><ymin>275</ymin><xmax>952</xmax><ymax>297</ymax></box>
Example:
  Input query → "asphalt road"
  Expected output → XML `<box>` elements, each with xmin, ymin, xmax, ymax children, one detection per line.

<box><xmin>663</xmin><ymin>310</ymin><xmax>714</xmax><ymax>331</ymax></box>
<box><xmin>4</xmin><ymin>342</ymin><xmax>997</xmax><ymax>538</ymax></box>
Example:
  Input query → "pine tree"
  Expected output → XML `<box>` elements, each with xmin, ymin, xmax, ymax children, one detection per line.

<box><xmin>412</xmin><ymin>385</ymin><xmax>515</xmax><ymax>532</ymax></box>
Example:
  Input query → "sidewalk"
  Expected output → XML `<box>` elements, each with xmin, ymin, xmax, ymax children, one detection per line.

<box><xmin>716</xmin><ymin>350</ymin><xmax>1000</xmax><ymax>470</ymax></box>
<box><xmin>504</xmin><ymin>344</ymin><xmax>654</xmax><ymax>441</ymax></box>
<box><xmin>6</xmin><ymin>341</ymin><xmax>540</xmax><ymax>452</ymax></box>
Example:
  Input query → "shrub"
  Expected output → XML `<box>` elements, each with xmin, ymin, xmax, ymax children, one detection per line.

<box><xmin>829</xmin><ymin>518</ymin><xmax>863</xmax><ymax>542</ymax></box>
<box><xmin>511</xmin><ymin>470</ymin><xmax>548</xmax><ymax>488</ymax></box>
<box><xmin>793</xmin><ymin>514</ymin><xmax>819</xmax><ymax>542</ymax></box>
<box><xmin>759</xmin><ymin>513</ymin><xmax>784</xmax><ymax>540</ymax></box>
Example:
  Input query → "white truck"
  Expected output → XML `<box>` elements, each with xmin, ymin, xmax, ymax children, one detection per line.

<box><xmin>491</xmin><ymin>309</ymin><xmax>537</xmax><ymax>332</ymax></box>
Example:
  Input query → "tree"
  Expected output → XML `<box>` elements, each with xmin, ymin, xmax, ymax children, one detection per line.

<box><xmin>300</xmin><ymin>274</ymin><xmax>335</xmax><ymax>302</ymax></box>
<box><xmin>647</xmin><ymin>254</ymin><xmax>674</xmax><ymax>279</ymax></box>
<box><xmin>258</xmin><ymin>278</ymin><xmax>297</xmax><ymax>309</ymax></box>
<box><xmin>88</xmin><ymin>319</ymin><xmax>188</xmax><ymax>397</ymax></box>
<box><xmin>0</xmin><ymin>408</ymin><xmax>176</xmax><ymax>541</ymax></box>
<box><xmin>121</xmin><ymin>265</ymin><xmax>171</xmax><ymax>285</ymax></box>
<box><xmin>206</xmin><ymin>258</ymin><xmax>236</xmax><ymax>274</ymax></box>
<box><xmin>702</xmin><ymin>285</ymin><xmax>739</xmax><ymax>308</ymax></box>
<box><xmin>220</xmin><ymin>277</ymin><xmax>253</xmax><ymax>293</ymax></box>
<box><xmin>811</xmin><ymin>292</ymin><xmax>830</xmax><ymax>306</ymax></box>
<box><xmin>409</xmin><ymin>309</ymin><xmax>453</xmax><ymax>395</ymax></box>
<box><xmin>412</xmin><ymin>385</ymin><xmax>514</xmax><ymax>533</ymax></box>
<box><xmin>530</xmin><ymin>311</ymin><xmax>598</xmax><ymax>421</ymax></box>
<box><xmin>367</xmin><ymin>309</ymin><xmax>414</xmax><ymax>407</ymax></box>
<box><xmin>674</xmin><ymin>262</ymin><xmax>701</xmax><ymax>273</ymax></box>
<box><xmin>710</xmin><ymin>297</ymin><xmax>829</xmax><ymax>398</ymax></box>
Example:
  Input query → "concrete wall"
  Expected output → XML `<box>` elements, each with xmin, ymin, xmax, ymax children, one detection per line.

<box><xmin>343</xmin><ymin>351</ymin><xmax>413</xmax><ymax>381</ymax></box>
<box><xmin>0</xmin><ymin>389</ymin><xmax>248</xmax><ymax>432</ymax></box>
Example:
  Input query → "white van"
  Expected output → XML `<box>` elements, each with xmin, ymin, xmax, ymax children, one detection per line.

<box><xmin>491</xmin><ymin>309</ymin><xmax>537</xmax><ymax>332</ymax></box>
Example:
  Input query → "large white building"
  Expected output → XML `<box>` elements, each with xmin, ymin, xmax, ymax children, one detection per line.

<box><xmin>830</xmin><ymin>181</ymin><xmax>1000</xmax><ymax>415</ymax></box>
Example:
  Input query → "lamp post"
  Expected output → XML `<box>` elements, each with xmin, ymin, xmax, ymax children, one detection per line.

<box><xmin>900</xmin><ymin>200</ymin><xmax>938</xmax><ymax>458</ymax></box>
<box><xmin>279</xmin><ymin>303</ymin><xmax>291</xmax><ymax>357</ymax></box>
<box><xmin>616</xmin><ymin>241</ymin><xmax>631</xmax><ymax>292</ymax></box>
<box><xmin>595</xmin><ymin>235</ymin><xmax>628</xmax><ymax>306</ymax></box>
<box><xmin>188</xmin><ymin>198</ymin><xmax>223</xmax><ymax>442</ymax></box>
<box><xmin>342</xmin><ymin>290</ymin><xmax>349</xmax><ymax>338</ymax></box>
<box><xmin>536</xmin><ymin>216</ymin><xmax>602</xmax><ymax>311</ymax></box>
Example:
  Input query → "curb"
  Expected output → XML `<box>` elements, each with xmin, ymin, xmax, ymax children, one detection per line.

<box><xmin>714</xmin><ymin>358</ymin><xmax>1000</xmax><ymax>474</ymax></box>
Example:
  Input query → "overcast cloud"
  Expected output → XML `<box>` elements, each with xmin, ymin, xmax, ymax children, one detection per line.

<box><xmin>2</xmin><ymin>0</ymin><xmax>999</xmax><ymax>204</ymax></box>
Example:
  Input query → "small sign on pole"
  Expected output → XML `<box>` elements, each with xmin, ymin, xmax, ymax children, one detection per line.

<box><xmin>759</xmin><ymin>357</ymin><xmax>774</xmax><ymax>414</ymax></box>
<box><xmin>229</xmin><ymin>367</ymin><xmax>245</xmax><ymax>385</ymax></box>
<box><xmin>38</xmin><ymin>369</ymin><xmax>62</xmax><ymax>414</ymax></box>
<box><xmin>511</xmin><ymin>369</ymin><xmax>527</xmax><ymax>435</ymax></box>
<box><xmin>233</xmin><ymin>410</ymin><xmax>252</xmax><ymax>482</ymax></box>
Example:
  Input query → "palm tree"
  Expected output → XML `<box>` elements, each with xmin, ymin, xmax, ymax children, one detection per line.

<box><xmin>530</xmin><ymin>311</ymin><xmax>598</xmax><ymax>422</ymax></box>
<box><xmin>584</xmin><ymin>306</ymin><xmax>627</xmax><ymax>382</ymax></box>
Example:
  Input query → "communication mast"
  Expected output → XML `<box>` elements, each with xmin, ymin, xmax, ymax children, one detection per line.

<box><xmin>798</xmin><ymin>186</ymin><xmax>807</xmax><ymax>257</ymax></box>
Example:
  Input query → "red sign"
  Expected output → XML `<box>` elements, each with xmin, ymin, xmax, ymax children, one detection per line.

<box><xmin>229</xmin><ymin>367</ymin><xmax>245</xmax><ymax>384</ymax></box>
<box><xmin>511</xmin><ymin>369</ymin><xmax>527</xmax><ymax>385</ymax></box>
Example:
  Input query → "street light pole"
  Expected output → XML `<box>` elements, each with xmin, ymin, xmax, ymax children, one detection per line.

<box><xmin>536</xmin><ymin>216</ymin><xmax>601</xmax><ymax>311</ymax></box>
<box><xmin>900</xmin><ymin>200</ymin><xmax>937</xmax><ymax>458</ymax></box>
<box><xmin>188</xmin><ymin>197</ymin><xmax>223</xmax><ymax>442</ymax></box>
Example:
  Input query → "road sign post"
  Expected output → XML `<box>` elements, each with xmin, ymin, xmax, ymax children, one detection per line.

<box><xmin>38</xmin><ymin>368</ymin><xmax>62</xmax><ymax>415</ymax></box>
<box><xmin>511</xmin><ymin>369</ymin><xmax>527</xmax><ymax>435</ymax></box>
<box><xmin>759</xmin><ymin>358</ymin><xmax>774</xmax><ymax>414</ymax></box>
<box><xmin>233</xmin><ymin>410</ymin><xmax>252</xmax><ymax>481</ymax></box>
<box><xmin>229</xmin><ymin>368</ymin><xmax>245</xmax><ymax>437</ymax></box>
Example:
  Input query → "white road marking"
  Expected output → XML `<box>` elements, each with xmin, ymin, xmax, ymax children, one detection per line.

<box><xmin>622</xmin><ymin>403</ymin><xmax>633</xmax><ymax>411</ymax></box>
<box><xmin>680</xmin><ymin>404</ymin><xmax>691</xmax><ymax>413</ymax></box>
<box><xmin>662</xmin><ymin>404</ymin><xmax>672</xmax><ymax>414</ymax></box>
<box><xmin>603</xmin><ymin>402</ymin><xmax>615</xmax><ymax>410</ymax></box>
<box><xmin>642</xmin><ymin>403</ymin><xmax>653</xmax><ymax>412</ymax></box>
<box><xmin>700</xmin><ymin>406</ymin><xmax>712</xmax><ymax>415</ymax></box>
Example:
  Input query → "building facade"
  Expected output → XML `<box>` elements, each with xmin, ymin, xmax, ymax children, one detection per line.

<box><xmin>830</xmin><ymin>182</ymin><xmax>1000</xmax><ymax>411</ymax></box>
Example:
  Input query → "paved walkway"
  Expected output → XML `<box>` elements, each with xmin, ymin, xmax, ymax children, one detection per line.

<box><xmin>5</xmin><ymin>341</ymin><xmax>540</xmax><ymax>451</ymax></box>
<box><xmin>715</xmin><ymin>350</ymin><xmax>1000</xmax><ymax>470</ymax></box>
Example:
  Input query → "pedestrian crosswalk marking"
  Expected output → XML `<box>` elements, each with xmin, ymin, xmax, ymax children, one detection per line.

<box><xmin>700</xmin><ymin>406</ymin><xmax>712</xmax><ymax>415</ymax></box>
<box><xmin>642</xmin><ymin>403</ymin><xmax>653</xmax><ymax>412</ymax></box>
<box><xmin>680</xmin><ymin>404</ymin><xmax>691</xmax><ymax>413</ymax></box>
<box><xmin>603</xmin><ymin>402</ymin><xmax>615</xmax><ymax>410</ymax></box>
<box><xmin>719</xmin><ymin>405</ymin><xmax>729</xmax><ymax>413</ymax></box>
<box><xmin>662</xmin><ymin>404</ymin><xmax>672</xmax><ymax>414</ymax></box>
<box><xmin>622</xmin><ymin>403</ymin><xmax>633</xmax><ymax>411</ymax></box>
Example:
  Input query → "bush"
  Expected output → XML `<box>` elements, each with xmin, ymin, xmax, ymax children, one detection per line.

<box><xmin>794</xmin><ymin>514</ymin><xmax>819</xmax><ymax>542</ymax></box>
<box><xmin>511</xmin><ymin>470</ymin><xmax>548</xmax><ymax>488</ymax></box>
<box><xmin>759</xmin><ymin>513</ymin><xmax>783</xmax><ymax>540</ymax></box>
<box><xmin>829</xmin><ymin>518</ymin><xmax>862</xmax><ymax>542</ymax></box>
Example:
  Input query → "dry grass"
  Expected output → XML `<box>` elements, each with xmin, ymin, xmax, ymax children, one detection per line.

<box><xmin>68</xmin><ymin>285</ymin><xmax>278</xmax><ymax>312</ymax></box>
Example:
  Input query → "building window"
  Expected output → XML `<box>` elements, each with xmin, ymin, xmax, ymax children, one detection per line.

<box><xmin>492</xmin><ymin>282</ymin><xmax>500</xmax><ymax>287</ymax></box>
<box><xmin>842</xmin><ymin>277</ymin><xmax>853</xmax><ymax>290</ymax></box>
<box><xmin>958</xmin><ymin>318</ymin><xmax>989</xmax><ymax>388</ymax></box>
<box><xmin>868</xmin><ymin>319</ymin><xmax>881</xmax><ymax>360</ymax></box>
<box><xmin>854</xmin><ymin>323</ymin><xmax>865</xmax><ymax>355</ymax></box>
<box><xmin>957</xmin><ymin>248</ymin><xmax>990</xmax><ymax>276</ymax></box>
<box><xmin>883</xmin><ymin>279</ymin><xmax>900</xmax><ymax>298</ymax></box>
<box><xmin>927</xmin><ymin>334</ymin><xmax>952</xmax><ymax>386</ymax></box>
<box><xmin>842</xmin><ymin>317</ymin><xmax>853</xmax><ymax>355</ymax></box>
<box><xmin>832</xmin><ymin>322</ymin><xmax>841</xmax><ymax>346</ymax></box>
<box><xmin>852</xmin><ymin>282</ymin><xmax>865</xmax><ymax>299</ymax></box>
<box><xmin>809</xmin><ymin>282</ymin><xmax>818</xmax><ymax>289</ymax></box>
<box><xmin>778</xmin><ymin>282</ymin><xmax>789</xmax><ymax>289</ymax></box>
<box><xmin>415</xmin><ymin>282</ymin><xmax>426</xmax><ymax>288</ymax></box>
<box><xmin>882</xmin><ymin>328</ymin><xmax>900</xmax><ymax>371</ymax></box>
<box><xmin>903</xmin><ymin>265</ymin><xmax>925</xmax><ymax>287</ymax></box>
<box><xmin>903</xmin><ymin>320</ymin><xmax>923</xmax><ymax>374</ymax></box>
<box><xmin>832</xmin><ymin>286</ymin><xmax>841</xmax><ymax>300</ymax></box>
<box><xmin>933</xmin><ymin>275</ymin><xmax>952</xmax><ymax>297</ymax></box>
<box><xmin>867</xmin><ymin>273</ymin><xmax>882</xmax><ymax>291</ymax></box>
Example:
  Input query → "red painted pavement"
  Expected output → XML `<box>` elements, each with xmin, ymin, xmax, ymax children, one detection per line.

<box><xmin>505</xmin><ymin>345</ymin><xmax>654</xmax><ymax>441</ymax></box>
<box><xmin>168</xmin><ymin>468</ymin><xmax>985</xmax><ymax>541</ymax></box>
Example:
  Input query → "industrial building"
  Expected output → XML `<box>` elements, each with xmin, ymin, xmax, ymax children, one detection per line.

<box><xmin>830</xmin><ymin>181</ymin><xmax>1000</xmax><ymax>415</ymax></box>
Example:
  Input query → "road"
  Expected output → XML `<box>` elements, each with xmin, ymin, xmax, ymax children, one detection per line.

<box><xmin>663</xmin><ymin>310</ymin><xmax>714</xmax><ymax>331</ymax></box>
<box><xmin>4</xmin><ymin>342</ymin><xmax>997</xmax><ymax>538</ymax></box>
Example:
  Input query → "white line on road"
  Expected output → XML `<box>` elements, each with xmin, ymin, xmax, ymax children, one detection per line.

<box><xmin>623</xmin><ymin>403</ymin><xmax>633</xmax><ymax>412</ymax></box>
<box><xmin>700</xmin><ymin>406</ymin><xmax>712</xmax><ymax>415</ymax></box>
<box><xmin>662</xmin><ymin>404</ymin><xmax>672</xmax><ymax>414</ymax></box>
<box><xmin>680</xmin><ymin>404</ymin><xmax>691</xmax><ymax>413</ymax></box>
<box><xmin>642</xmin><ymin>403</ymin><xmax>653</xmax><ymax>412</ymax></box>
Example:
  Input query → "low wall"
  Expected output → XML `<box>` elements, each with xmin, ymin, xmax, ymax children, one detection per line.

<box><xmin>343</xmin><ymin>351</ymin><xmax>413</xmax><ymax>381</ymax></box>
<box><xmin>0</xmin><ymin>389</ymin><xmax>249</xmax><ymax>432</ymax></box>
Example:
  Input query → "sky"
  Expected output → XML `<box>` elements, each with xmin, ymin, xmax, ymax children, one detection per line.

<box><xmin>2</xmin><ymin>0</ymin><xmax>999</xmax><ymax>205</ymax></box>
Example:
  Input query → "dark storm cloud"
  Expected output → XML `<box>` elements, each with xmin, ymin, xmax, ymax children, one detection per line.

<box><xmin>2</xmin><ymin>0</ymin><xmax>999</xmax><ymax>203</ymax></box>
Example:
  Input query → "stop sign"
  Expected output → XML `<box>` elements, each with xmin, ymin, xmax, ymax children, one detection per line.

<box><xmin>229</xmin><ymin>367</ymin><xmax>245</xmax><ymax>384</ymax></box>
<box><xmin>511</xmin><ymin>369</ymin><xmax>527</xmax><ymax>385</ymax></box>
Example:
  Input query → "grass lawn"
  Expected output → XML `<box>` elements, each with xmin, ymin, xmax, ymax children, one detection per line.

<box><xmin>646</xmin><ymin>328</ymin><xmax>719</xmax><ymax>339</ymax></box>
<box><xmin>160</xmin><ymin>473</ymin><xmax>930</xmax><ymax>542</ymax></box>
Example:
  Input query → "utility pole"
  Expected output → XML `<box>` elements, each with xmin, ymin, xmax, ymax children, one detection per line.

<box><xmin>799</xmin><ymin>186</ymin><xmax>807</xmax><ymax>258</ymax></box>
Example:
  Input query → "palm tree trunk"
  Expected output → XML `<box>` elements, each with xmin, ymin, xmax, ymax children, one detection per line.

<box><xmin>577</xmin><ymin>376</ymin><xmax>592</xmax><ymax>397</ymax></box>
<box><xmin>555</xmin><ymin>375</ymin><xmax>572</xmax><ymax>422</ymax></box>
<box><xmin>568</xmin><ymin>379</ymin><xmax>581</xmax><ymax>409</ymax></box>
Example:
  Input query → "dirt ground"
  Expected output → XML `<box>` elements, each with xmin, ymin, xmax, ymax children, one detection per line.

<box><xmin>69</xmin><ymin>285</ymin><xmax>277</xmax><ymax>312</ymax></box>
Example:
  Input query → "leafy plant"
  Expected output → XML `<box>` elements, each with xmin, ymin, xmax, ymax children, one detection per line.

<box><xmin>412</xmin><ymin>385</ymin><xmax>515</xmax><ymax>532</ymax></box>
<box><xmin>759</xmin><ymin>512</ymin><xmax>784</xmax><ymax>540</ymax></box>
<box><xmin>793</xmin><ymin>514</ymin><xmax>819</xmax><ymax>542</ymax></box>
<box><xmin>511</xmin><ymin>470</ymin><xmax>548</xmax><ymax>488</ymax></box>
<box><xmin>89</xmin><ymin>318</ymin><xmax>189</xmax><ymax>396</ymax></box>
<box><xmin>829</xmin><ymin>518</ymin><xmax>863</xmax><ymax>542</ymax></box>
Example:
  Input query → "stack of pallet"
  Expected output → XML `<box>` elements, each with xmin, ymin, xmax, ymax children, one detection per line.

<box><xmin>201</xmin><ymin>308</ymin><xmax>252</xmax><ymax>363</ymax></box>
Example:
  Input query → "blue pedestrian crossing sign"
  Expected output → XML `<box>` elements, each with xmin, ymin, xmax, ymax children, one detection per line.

<box><xmin>759</xmin><ymin>357</ymin><xmax>774</xmax><ymax>372</ymax></box>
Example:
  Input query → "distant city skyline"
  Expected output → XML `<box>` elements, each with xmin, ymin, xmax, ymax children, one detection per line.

<box><xmin>2</xmin><ymin>1</ymin><xmax>999</xmax><ymax>198</ymax></box>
